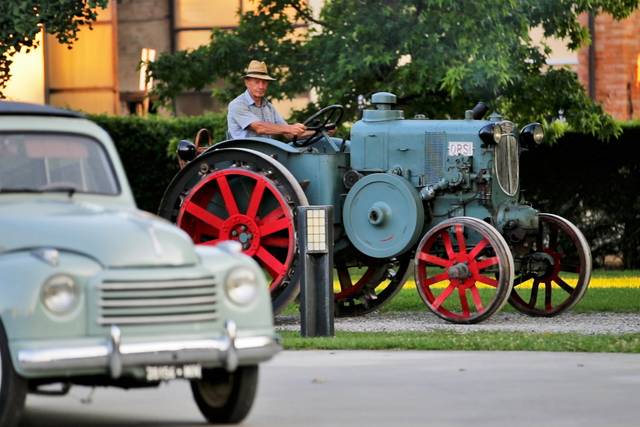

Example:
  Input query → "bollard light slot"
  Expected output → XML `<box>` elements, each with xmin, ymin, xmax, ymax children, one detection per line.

<box><xmin>306</xmin><ymin>209</ymin><xmax>328</xmax><ymax>253</ymax></box>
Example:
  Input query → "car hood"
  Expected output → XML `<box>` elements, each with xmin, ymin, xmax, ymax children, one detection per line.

<box><xmin>0</xmin><ymin>199</ymin><xmax>198</xmax><ymax>267</ymax></box>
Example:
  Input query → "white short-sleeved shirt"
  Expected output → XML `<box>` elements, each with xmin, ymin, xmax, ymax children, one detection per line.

<box><xmin>227</xmin><ymin>90</ymin><xmax>287</xmax><ymax>139</ymax></box>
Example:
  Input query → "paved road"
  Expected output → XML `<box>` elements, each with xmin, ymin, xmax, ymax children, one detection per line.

<box><xmin>21</xmin><ymin>350</ymin><xmax>640</xmax><ymax>427</ymax></box>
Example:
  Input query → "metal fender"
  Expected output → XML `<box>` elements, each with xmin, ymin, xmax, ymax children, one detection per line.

<box><xmin>210</xmin><ymin>137</ymin><xmax>300</xmax><ymax>155</ymax></box>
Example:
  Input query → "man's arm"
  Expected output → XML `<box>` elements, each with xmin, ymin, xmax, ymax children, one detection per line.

<box><xmin>251</xmin><ymin>106</ymin><xmax>307</xmax><ymax>137</ymax></box>
<box><xmin>229</xmin><ymin>99</ymin><xmax>307</xmax><ymax>138</ymax></box>
<box><xmin>249</xmin><ymin>121</ymin><xmax>307</xmax><ymax>137</ymax></box>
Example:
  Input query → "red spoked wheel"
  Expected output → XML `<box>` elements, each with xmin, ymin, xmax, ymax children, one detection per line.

<box><xmin>158</xmin><ymin>148</ymin><xmax>308</xmax><ymax>314</ymax></box>
<box><xmin>508</xmin><ymin>213</ymin><xmax>592</xmax><ymax>316</ymax></box>
<box><xmin>415</xmin><ymin>217</ymin><xmax>514</xmax><ymax>324</ymax></box>
<box><xmin>334</xmin><ymin>251</ymin><xmax>412</xmax><ymax>317</ymax></box>
<box><xmin>177</xmin><ymin>169</ymin><xmax>295</xmax><ymax>291</ymax></box>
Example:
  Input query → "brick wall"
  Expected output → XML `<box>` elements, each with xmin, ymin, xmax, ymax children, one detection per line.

<box><xmin>577</xmin><ymin>11</ymin><xmax>640</xmax><ymax>120</ymax></box>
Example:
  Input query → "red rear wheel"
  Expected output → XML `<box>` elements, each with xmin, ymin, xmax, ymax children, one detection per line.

<box><xmin>159</xmin><ymin>148</ymin><xmax>308</xmax><ymax>314</ymax></box>
<box><xmin>178</xmin><ymin>168</ymin><xmax>296</xmax><ymax>292</ymax></box>
<box><xmin>415</xmin><ymin>217</ymin><xmax>514</xmax><ymax>324</ymax></box>
<box><xmin>334</xmin><ymin>252</ymin><xmax>412</xmax><ymax>317</ymax></box>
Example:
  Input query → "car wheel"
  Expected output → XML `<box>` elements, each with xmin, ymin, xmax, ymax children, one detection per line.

<box><xmin>0</xmin><ymin>320</ymin><xmax>27</xmax><ymax>427</ymax></box>
<box><xmin>191</xmin><ymin>365</ymin><xmax>258</xmax><ymax>424</ymax></box>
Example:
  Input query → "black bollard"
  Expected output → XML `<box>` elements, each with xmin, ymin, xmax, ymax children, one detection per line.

<box><xmin>297</xmin><ymin>206</ymin><xmax>334</xmax><ymax>337</ymax></box>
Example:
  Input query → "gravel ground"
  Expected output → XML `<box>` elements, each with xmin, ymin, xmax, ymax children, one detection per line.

<box><xmin>276</xmin><ymin>311</ymin><xmax>640</xmax><ymax>335</ymax></box>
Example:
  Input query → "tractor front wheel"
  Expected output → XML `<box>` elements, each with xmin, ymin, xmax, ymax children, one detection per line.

<box><xmin>508</xmin><ymin>213</ymin><xmax>591</xmax><ymax>316</ymax></box>
<box><xmin>415</xmin><ymin>217</ymin><xmax>514</xmax><ymax>324</ymax></box>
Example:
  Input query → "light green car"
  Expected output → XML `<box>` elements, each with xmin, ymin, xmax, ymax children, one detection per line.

<box><xmin>0</xmin><ymin>102</ymin><xmax>280</xmax><ymax>426</ymax></box>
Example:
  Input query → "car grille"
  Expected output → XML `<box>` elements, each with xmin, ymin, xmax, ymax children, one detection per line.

<box><xmin>97</xmin><ymin>276</ymin><xmax>218</xmax><ymax>326</ymax></box>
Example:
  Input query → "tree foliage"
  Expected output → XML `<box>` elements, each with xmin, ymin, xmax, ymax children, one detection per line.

<box><xmin>148</xmin><ymin>0</ymin><xmax>640</xmax><ymax>139</ymax></box>
<box><xmin>0</xmin><ymin>0</ymin><xmax>108</xmax><ymax>97</ymax></box>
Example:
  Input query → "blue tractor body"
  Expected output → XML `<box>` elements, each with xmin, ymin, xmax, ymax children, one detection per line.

<box><xmin>160</xmin><ymin>92</ymin><xmax>591</xmax><ymax>324</ymax></box>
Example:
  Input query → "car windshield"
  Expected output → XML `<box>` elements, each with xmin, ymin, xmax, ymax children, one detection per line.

<box><xmin>0</xmin><ymin>133</ymin><xmax>119</xmax><ymax>195</ymax></box>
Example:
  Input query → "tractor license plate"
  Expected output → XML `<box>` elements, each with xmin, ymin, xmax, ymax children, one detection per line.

<box><xmin>145</xmin><ymin>364</ymin><xmax>202</xmax><ymax>382</ymax></box>
<box><xmin>448</xmin><ymin>141</ymin><xmax>474</xmax><ymax>156</ymax></box>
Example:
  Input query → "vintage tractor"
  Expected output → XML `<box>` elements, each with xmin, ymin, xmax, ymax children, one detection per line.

<box><xmin>159</xmin><ymin>92</ymin><xmax>591</xmax><ymax>324</ymax></box>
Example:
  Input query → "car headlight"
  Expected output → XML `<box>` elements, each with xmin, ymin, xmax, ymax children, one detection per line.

<box><xmin>41</xmin><ymin>274</ymin><xmax>79</xmax><ymax>315</ymax></box>
<box><xmin>225</xmin><ymin>268</ymin><xmax>258</xmax><ymax>306</ymax></box>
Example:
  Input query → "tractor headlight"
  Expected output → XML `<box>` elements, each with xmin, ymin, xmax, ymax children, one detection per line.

<box><xmin>520</xmin><ymin>123</ymin><xmax>544</xmax><ymax>146</ymax></box>
<box><xmin>177</xmin><ymin>139</ymin><xmax>197</xmax><ymax>163</ymax></box>
<box><xmin>225</xmin><ymin>267</ymin><xmax>258</xmax><ymax>306</ymax></box>
<box><xmin>479</xmin><ymin>123</ymin><xmax>502</xmax><ymax>145</ymax></box>
<box><xmin>41</xmin><ymin>274</ymin><xmax>79</xmax><ymax>315</ymax></box>
<box><xmin>493</xmin><ymin>124</ymin><xmax>503</xmax><ymax>143</ymax></box>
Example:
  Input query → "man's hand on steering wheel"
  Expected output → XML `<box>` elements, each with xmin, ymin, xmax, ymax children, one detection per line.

<box><xmin>287</xmin><ymin>123</ymin><xmax>307</xmax><ymax>136</ymax></box>
<box><xmin>292</xmin><ymin>104</ymin><xmax>344</xmax><ymax>148</ymax></box>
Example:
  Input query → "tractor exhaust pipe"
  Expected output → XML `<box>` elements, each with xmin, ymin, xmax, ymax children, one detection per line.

<box><xmin>470</xmin><ymin>102</ymin><xmax>489</xmax><ymax>120</ymax></box>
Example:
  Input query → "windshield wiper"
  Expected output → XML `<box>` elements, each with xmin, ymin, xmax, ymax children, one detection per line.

<box><xmin>41</xmin><ymin>186</ymin><xmax>77</xmax><ymax>197</ymax></box>
<box><xmin>0</xmin><ymin>187</ymin><xmax>42</xmax><ymax>193</ymax></box>
<box><xmin>0</xmin><ymin>186</ymin><xmax>77</xmax><ymax>197</ymax></box>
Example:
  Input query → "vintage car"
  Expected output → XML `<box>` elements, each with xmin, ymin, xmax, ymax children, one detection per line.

<box><xmin>0</xmin><ymin>101</ymin><xmax>280</xmax><ymax>426</ymax></box>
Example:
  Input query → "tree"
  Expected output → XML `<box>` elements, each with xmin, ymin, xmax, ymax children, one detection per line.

<box><xmin>0</xmin><ymin>0</ymin><xmax>108</xmax><ymax>97</ymax></box>
<box><xmin>148</xmin><ymin>0</ymin><xmax>639</xmax><ymax>139</ymax></box>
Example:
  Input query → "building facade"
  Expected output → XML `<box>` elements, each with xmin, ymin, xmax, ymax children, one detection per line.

<box><xmin>4</xmin><ymin>4</ymin><xmax>119</xmax><ymax>113</ymax></box>
<box><xmin>577</xmin><ymin>12</ymin><xmax>640</xmax><ymax>120</ymax></box>
<box><xmin>4</xmin><ymin>0</ymin><xmax>313</xmax><ymax>117</ymax></box>
<box><xmin>4</xmin><ymin>1</ymin><xmax>640</xmax><ymax>120</ymax></box>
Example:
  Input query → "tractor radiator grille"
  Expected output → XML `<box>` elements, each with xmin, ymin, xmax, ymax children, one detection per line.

<box><xmin>97</xmin><ymin>277</ymin><xmax>218</xmax><ymax>326</ymax></box>
<box><xmin>425</xmin><ymin>132</ymin><xmax>446</xmax><ymax>185</ymax></box>
<box><xmin>495</xmin><ymin>123</ymin><xmax>519</xmax><ymax>196</ymax></box>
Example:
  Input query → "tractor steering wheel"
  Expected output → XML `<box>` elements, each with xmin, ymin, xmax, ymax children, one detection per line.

<box><xmin>292</xmin><ymin>104</ymin><xmax>344</xmax><ymax>148</ymax></box>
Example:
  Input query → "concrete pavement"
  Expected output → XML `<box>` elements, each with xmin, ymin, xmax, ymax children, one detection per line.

<box><xmin>21</xmin><ymin>350</ymin><xmax>640</xmax><ymax>427</ymax></box>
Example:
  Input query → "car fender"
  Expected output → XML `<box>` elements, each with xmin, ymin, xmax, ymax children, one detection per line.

<box><xmin>0</xmin><ymin>249</ymin><xmax>101</xmax><ymax>341</ymax></box>
<box><xmin>195</xmin><ymin>245</ymin><xmax>274</xmax><ymax>331</ymax></box>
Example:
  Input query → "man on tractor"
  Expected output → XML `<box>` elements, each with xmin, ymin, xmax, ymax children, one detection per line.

<box><xmin>227</xmin><ymin>60</ymin><xmax>309</xmax><ymax>140</ymax></box>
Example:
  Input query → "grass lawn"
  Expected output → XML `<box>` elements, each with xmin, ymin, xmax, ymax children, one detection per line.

<box><xmin>280</xmin><ymin>331</ymin><xmax>640</xmax><ymax>353</ymax></box>
<box><xmin>379</xmin><ymin>287</ymin><xmax>640</xmax><ymax>314</ymax></box>
<box><xmin>282</xmin><ymin>269</ymin><xmax>640</xmax><ymax>315</ymax></box>
<box><xmin>279</xmin><ymin>269</ymin><xmax>640</xmax><ymax>353</ymax></box>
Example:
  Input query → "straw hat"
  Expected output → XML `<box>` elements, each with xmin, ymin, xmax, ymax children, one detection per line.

<box><xmin>243</xmin><ymin>60</ymin><xmax>276</xmax><ymax>81</ymax></box>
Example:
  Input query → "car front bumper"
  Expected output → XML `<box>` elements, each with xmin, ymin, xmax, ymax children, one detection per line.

<box><xmin>15</xmin><ymin>320</ymin><xmax>280</xmax><ymax>379</ymax></box>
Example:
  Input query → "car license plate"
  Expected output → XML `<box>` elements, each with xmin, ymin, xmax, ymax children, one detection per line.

<box><xmin>145</xmin><ymin>364</ymin><xmax>202</xmax><ymax>382</ymax></box>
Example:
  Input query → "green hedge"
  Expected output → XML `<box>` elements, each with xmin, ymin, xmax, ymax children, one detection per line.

<box><xmin>89</xmin><ymin>113</ymin><xmax>227</xmax><ymax>212</ymax></box>
<box><xmin>90</xmin><ymin>114</ymin><xmax>640</xmax><ymax>268</ymax></box>
<box><xmin>520</xmin><ymin>121</ymin><xmax>640</xmax><ymax>268</ymax></box>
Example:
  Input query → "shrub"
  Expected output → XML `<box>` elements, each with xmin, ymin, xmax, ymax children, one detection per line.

<box><xmin>520</xmin><ymin>121</ymin><xmax>640</xmax><ymax>268</ymax></box>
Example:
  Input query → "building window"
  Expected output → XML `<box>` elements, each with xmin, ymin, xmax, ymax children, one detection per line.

<box><xmin>46</xmin><ymin>3</ymin><xmax>119</xmax><ymax>114</ymax></box>
<box><xmin>174</xmin><ymin>0</ymin><xmax>244</xmax><ymax>51</ymax></box>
